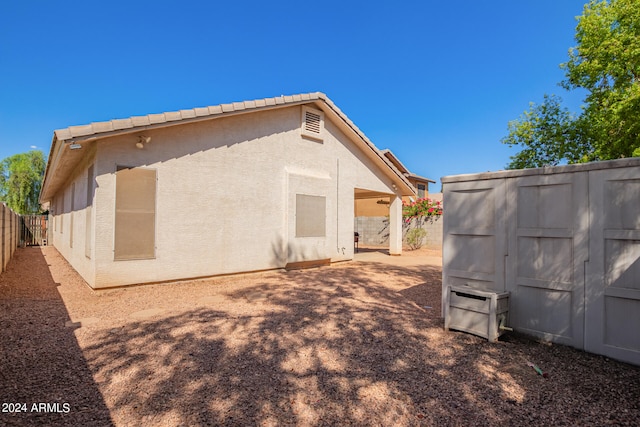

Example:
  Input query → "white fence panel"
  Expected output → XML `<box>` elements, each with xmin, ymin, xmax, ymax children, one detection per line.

<box><xmin>442</xmin><ymin>178</ymin><xmax>507</xmax><ymax>316</ymax></box>
<box><xmin>586</xmin><ymin>167</ymin><xmax>640</xmax><ymax>365</ymax></box>
<box><xmin>506</xmin><ymin>172</ymin><xmax>588</xmax><ymax>348</ymax></box>
<box><xmin>443</xmin><ymin>158</ymin><xmax>640</xmax><ymax>366</ymax></box>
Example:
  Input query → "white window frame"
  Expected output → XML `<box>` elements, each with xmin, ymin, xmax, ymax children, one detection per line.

<box><xmin>417</xmin><ymin>183</ymin><xmax>426</xmax><ymax>199</ymax></box>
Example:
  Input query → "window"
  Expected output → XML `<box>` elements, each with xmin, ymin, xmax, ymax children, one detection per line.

<box><xmin>417</xmin><ymin>183</ymin><xmax>426</xmax><ymax>199</ymax></box>
<box><xmin>301</xmin><ymin>106</ymin><xmax>324</xmax><ymax>141</ymax></box>
<box><xmin>60</xmin><ymin>193</ymin><xmax>64</xmax><ymax>233</ymax></box>
<box><xmin>296</xmin><ymin>194</ymin><xmax>326</xmax><ymax>237</ymax></box>
<box><xmin>114</xmin><ymin>166</ymin><xmax>156</xmax><ymax>260</ymax></box>
<box><xmin>70</xmin><ymin>183</ymin><xmax>75</xmax><ymax>247</ymax></box>
<box><xmin>85</xmin><ymin>164</ymin><xmax>94</xmax><ymax>258</ymax></box>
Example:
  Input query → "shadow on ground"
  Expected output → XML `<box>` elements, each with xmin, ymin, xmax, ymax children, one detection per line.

<box><xmin>3</xmin><ymin>248</ymin><xmax>640</xmax><ymax>426</ymax></box>
<box><xmin>82</xmin><ymin>262</ymin><xmax>639</xmax><ymax>425</ymax></box>
<box><xmin>0</xmin><ymin>247</ymin><xmax>114</xmax><ymax>426</ymax></box>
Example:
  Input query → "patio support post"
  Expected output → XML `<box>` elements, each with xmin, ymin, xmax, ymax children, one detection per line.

<box><xmin>389</xmin><ymin>195</ymin><xmax>402</xmax><ymax>256</ymax></box>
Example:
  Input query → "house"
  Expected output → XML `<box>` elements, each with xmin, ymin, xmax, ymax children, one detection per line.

<box><xmin>354</xmin><ymin>149</ymin><xmax>435</xmax><ymax>217</ymax></box>
<box><xmin>39</xmin><ymin>93</ymin><xmax>418</xmax><ymax>289</ymax></box>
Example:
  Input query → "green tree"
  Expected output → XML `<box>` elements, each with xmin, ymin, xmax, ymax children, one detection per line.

<box><xmin>501</xmin><ymin>94</ymin><xmax>591</xmax><ymax>168</ymax></box>
<box><xmin>503</xmin><ymin>0</ymin><xmax>640</xmax><ymax>168</ymax></box>
<box><xmin>0</xmin><ymin>150</ymin><xmax>46</xmax><ymax>214</ymax></box>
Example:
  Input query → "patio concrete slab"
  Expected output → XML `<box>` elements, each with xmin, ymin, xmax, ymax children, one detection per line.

<box><xmin>353</xmin><ymin>248</ymin><xmax>442</xmax><ymax>267</ymax></box>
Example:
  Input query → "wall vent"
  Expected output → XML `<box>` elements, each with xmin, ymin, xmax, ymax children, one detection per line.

<box><xmin>305</xmin><ymin>110</ymin><xmax>321</xmax><ymax>134</ymax></box>
<box><xmin>301</xmin><ymin>106</ymin><xmax>324</xmax><ymax>141</ymax></box>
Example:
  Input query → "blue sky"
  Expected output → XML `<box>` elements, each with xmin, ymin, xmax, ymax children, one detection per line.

<box><xmin>1</xmin><ymin>1</ymin><xmax>588</xmax><ymax>188</ymax></box>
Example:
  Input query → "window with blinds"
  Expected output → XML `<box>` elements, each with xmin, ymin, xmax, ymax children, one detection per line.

<box><xmin>296</xmin><ymin>194</ymin><xmax>326</xmax><ymax>237</ymax></box>
<box><xmin>114</xmin><ymin>166</ymin><xmax>156</xmax><ymax>260</ymax></box>
<box><xmin>70</xmin><ymin>183</ymin><xmax>75</xmax><ymax>248</ymax></box>
<box><xmin>85</xmin><ymin>164</ymin><xmax>94</xmax><ymax>258</ymax></box>
<box><xmin>418</xmin><ymin>183</ymin><xmax>426</xmax><ymax>199</ymax></box>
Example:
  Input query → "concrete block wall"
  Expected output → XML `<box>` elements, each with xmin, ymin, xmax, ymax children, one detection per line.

<box><xmin>354</xmin><ymin>216</ymin><xmax>389</xmax><ymax>246</ymax></box>
<box><xmin>354</xmin><ymin>216</ymin><xmax>443</xmax><ymax>248</ymax></box>
<box><xmin>419</xmin><ymin>219</ymin><xmax>443</xmax><ymax>247</ymax></box>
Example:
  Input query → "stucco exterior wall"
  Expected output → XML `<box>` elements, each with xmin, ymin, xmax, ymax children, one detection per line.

<box><xmin>354</xmin><ymin>198</ymin><xmax>390</xmax><ymax>217</ymax></box>
<box><xmin>58</xmin><ymin>105</ymin><xmax>400</xmax><ymax>288</ymax></box>
<box><xmin>49</xmin><ymin>152</ymin><xmax>97</xmax><ymax>287</ymax></box>
<box><xmin>355</xmin><ymin>185</ymin><xmax>433</xmax><ymax>217</ymax></box>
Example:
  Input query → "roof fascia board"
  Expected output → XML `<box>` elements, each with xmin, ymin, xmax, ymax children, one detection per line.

<box><xmin>39</xmin><ymin>136</ymin><xmax>65</xmax><ymax>203</ymax></box>
<box><xmin>383</xmin><ymin>149</ymin><xmax>437</xmax><ymax>186</ymax></box>
<box><xmin>314</xmin><ymin>97</ymin><xmax>415</xmax><ymax>196</ymax></box>
<box><xmin>44</xmin><ymin>92</ymin><xmax>416</xmax><ymax>200</ymax></box>
<box><xmin>56</xmin><ymin>100</ymin><xmax>314</xmax><ymax>144</ymax></box>
<box><xmin>407</xmin><ymin>173</ymin><xmax>436</xmax><ymax>184</ymax></box>
<box><xmin>382</xmin><ymin>149</ymin><xmax>410</xmax><ymax>174</ymax></box>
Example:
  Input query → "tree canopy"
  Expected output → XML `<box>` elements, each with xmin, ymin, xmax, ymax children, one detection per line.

<box><xmin>0</xmin><ymin>150</ymin><xmax>46</xmax><ymax>214</ymax></box>
<box><xmin>502</xmin><ymin>0</ymin><xmax>640</xmax><ymax>168</ymax></box>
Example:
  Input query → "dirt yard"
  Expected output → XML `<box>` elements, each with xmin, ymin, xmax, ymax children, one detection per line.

<box><xmin>1</xmin><ymin>246</ymin><xmax>639</xmax><ymax>426</ymax></box>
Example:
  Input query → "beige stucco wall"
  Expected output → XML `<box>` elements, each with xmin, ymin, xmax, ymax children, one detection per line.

<box><xmin>50</xmin><ymin>105</ymin><xmax>401</xmax><ymax>288</ymax></box>
<box><xmin>354</xmin><ymin>198</ymin><xmax>391</xmax><ymax>217</ymax></box>
<box><xmin>354</xmin><ymin>194</ymin><xmax>430</xmax><ymax>217</ymax></box>
<box><xmin>49</xmin><ymin>151</ymin><xmax>97</xmax><ymax>287</ymax></box>
<box><xmin>355</xmin><ymin>182</ymin><xmax>433</xmax><ymax>217</ymax></box>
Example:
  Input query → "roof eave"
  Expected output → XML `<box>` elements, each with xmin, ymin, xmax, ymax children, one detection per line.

<box><xmin>314</xmin><ymin>95</ymin><xmax>415</xmax><ymax>196</ymax></box>
<box><xmin>39</xmin><ymin>135</ymin><xmax>64</xmax><ymax>204</ymax></box>
<box><xmin>41</xmin><ymin>92</ymin><xmax>416</xmax><ymax>200</ymax></box>
<box><xmin>407</xmin><ymin>173</ymin><xmax>436</xmax><ymax>184</ymax></box>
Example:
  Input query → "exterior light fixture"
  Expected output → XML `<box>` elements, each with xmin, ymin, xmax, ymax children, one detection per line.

<box><xmin>69</xmin><ymin>143</ymin><xmax>82</xmax><ymax>150</ymax></box>
<box><xmin>136</xmin><ymin>135</ymin><xmax>151</xmax><ymax>149</ymax></box>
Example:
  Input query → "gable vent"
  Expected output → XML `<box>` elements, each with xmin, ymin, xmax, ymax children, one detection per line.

<box><xmin>305</xmin><ymin>110</ymin><xmax>321</xmax><ymax>134</ymax></box>
<box><xmin>301</xmin><ymin>106</ymin><xmax>324</xmax><ymax>141</ymax></box>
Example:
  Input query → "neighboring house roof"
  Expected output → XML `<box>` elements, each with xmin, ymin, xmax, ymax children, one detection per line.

<box><xmin>381</xmin><ymin>149</ymin><xmax>436</xmax><ymax>184</ymax></box>
<box><xmin>40</xmin><ymin>92</ymin><xmax>417</xmax><ymax>203</ymax></box>
<box><xmin>406</xmin><ymin>173</ymin><xmax>436</xmax><ymax>184</ymax></box>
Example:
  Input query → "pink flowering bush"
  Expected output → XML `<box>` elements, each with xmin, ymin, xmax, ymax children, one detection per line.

<box><xmin>402</xmin><ymin>198</ymin><xmax>443</xmax><ymax>223</ymax></box>
<box><xmin>402</xmin><ymin>197</ymin><xmax>443</xmax><ymax>249</ymax></box>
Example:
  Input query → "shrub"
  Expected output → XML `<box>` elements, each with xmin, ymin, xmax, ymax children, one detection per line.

<box><xmin>402</xmin><ymin>198</ymin><xmax>443</xmax><ymax>223</ymax></box>
<box><xmin>406</xmin><ymin>227</ymin><xmax>427</xmax><ymax>250</ymax></box>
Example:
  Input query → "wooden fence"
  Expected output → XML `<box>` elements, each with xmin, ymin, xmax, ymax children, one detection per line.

<box><xmin>20</xmin><ymin>215</ymin><xmax>48</xmax><ymax>247</ymax></box>
<box><xmin>1</xmin><ymin>203</ymin><xmax>20</xmax><ymax>273</ymax></box>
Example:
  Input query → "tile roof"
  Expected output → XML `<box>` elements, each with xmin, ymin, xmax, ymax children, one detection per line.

<box><xmin>381</xmin><ymin>149</ymin><xmax>436</xmax><ymax>183</ymax></box>
<box><xmin>42</xmin><ymin>92</ymin><xmax>419</xmax><ymax>202</ymax></box>
<box><xmin>54</xmin><ymin>93</ymin><xmax>322</xmax><ymax>141</ymax></box>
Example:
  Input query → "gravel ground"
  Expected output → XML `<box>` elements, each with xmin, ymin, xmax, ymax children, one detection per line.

<box><xmin>1</xmin><ymin>246</ymin><xmax>639</xmax><ymax>426</ymax></box>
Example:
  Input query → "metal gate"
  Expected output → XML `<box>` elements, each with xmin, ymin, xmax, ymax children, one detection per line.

<box><xmin>20</xmin><ymin>215</ymin><xmax>48</xmax><ymax>246</ymax></box>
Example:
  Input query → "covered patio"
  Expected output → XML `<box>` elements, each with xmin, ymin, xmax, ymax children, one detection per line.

<box><xmin>353</xmin><ymin>188</ymin><xmax>403</xmax><ymax>256</ymax></box>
